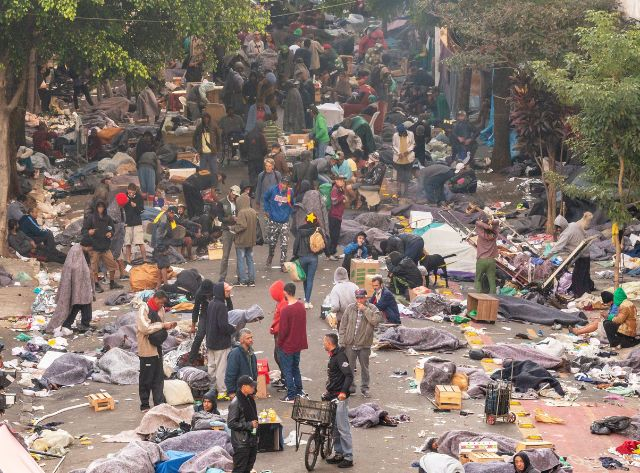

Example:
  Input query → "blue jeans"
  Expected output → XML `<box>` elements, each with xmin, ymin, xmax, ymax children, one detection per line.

<box><xmin>138</xmin><ymin>165</ymin><xmax>156</xmax><ymax>196</ymax></box>
<box><xmin>235</xmin><ymin>247</ymin><xmax>256</xmax><ymax>283</ymax></box>
<box><xmin>332</xmin><ymin>399</ymin><xmax>353</xmax><ymax>460</ymax></box>
<box><xmin>315</xmin><ymin>140</ymin><xmax>328</xmax><ymax>159</ymax></box>
<box><xmin>298</xmin><ymin>254</ymin><xmax>318</xmax><ymax>303</ymax></box>
<box><xmin>279</xmin><ymin>350</ymin><xmax>302</xmax><ymax>399</ymax></box>
<box><xmin>199</xmin><ymin>152</ymin><xmax>218</xmax><ymax>183</ymax></box>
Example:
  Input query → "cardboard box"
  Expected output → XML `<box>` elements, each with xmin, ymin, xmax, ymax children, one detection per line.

<box><xmin>364</xmin><ymin>274</ymin><xmax>377</xmax><ymax>296</ymax></box>
<box><xmin>349</xmin><ymin>259</ymin><xmax>380</xmax><ymax>287</ymax></box>
<box><xmin>256</xmin><ymin>374</ymin><xmax>268</xmax><ymax>399</ymax></box>
<box><xmin>467</xmin><ymin>293</ymin><xmax>499</xmax><ymax>322</ymax></box>
<box><xmin>515</xmin><ymin>440</ymin><xmax>554</xmax><ymax>452</ymax></box>
<box><xmin>204</xmin><ymin>103</ymin><xmax>226</xmax><ymax>125</ymax></box>
<box><xmin>208</xmin><ymin>242</ymin><xmax>223</xmax><ymax>260</ymax></box>
<box><xmin>169</xmin><ymin>168</ymin><xmax>196</xmax><ymax>182</ymax></box>
<box><xmin>414</xmin><ymin>367</ymin><xmax>424</xmax><ymax>383</ymax></box>
<box><xmin>287</xmin><ymin>133</ymin><xmax>310</xmax><ymax>146</ymax></box>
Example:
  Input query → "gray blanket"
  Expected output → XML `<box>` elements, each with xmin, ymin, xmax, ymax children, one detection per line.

<box><xmin>464</xmin><ymin>463</ymin><xmax>514</xmax><ymax>473</ymax></box>
<box><xmin>179</xmin><ymin>445</ymin><xmax>233</xmax><ymax>473</ymax></box>
<box><xmin>159</xmin><ymin>430</ymin><xmax>233</xmax><ymax>455</ymax></box>
<box><xmin>377</xmin><ymin>326</ymin><xmax>465</xmax><ymax>352</ymax></box>
<box><xmin>348</xmin><ymin>402</ymin><xmax>387</xmax><ymax>428</ymax></box>
<box><xmin>92</xmin><ymin>347</ymin><xmax>140</xmax><ymax>385</ymax></box>
<box><xmin>498</xmin><ymin>296</ymin><xmax>588</xmax><ymax>326</ymax></box>
<box><xmin>481</xmin><ymin>344</ymin><xmax>563</xmax><ymax>369</ymax></box>
<box><xmin>418</xmin><ymin>357</ymin><xmax>456</xmax><ymax>395</ymax></box>
<box><xmin>136</xmin><ymin>404</ymin><xmax>194</xmax><ymax>436</ymax></box>
<box><xmin>42</xmin><ymin>353</ymin><xmax>94</xmax><ymax>386</ymax></box>
<box><xmin>177</xmin><ymin>367</ymin><xmax>211</xmax><ymax>391</ymax></box>
<box><xmin>431</xmin><ymin>430</ymin><xmax>517</xmax><ymax>456</ymax></box>
<box><xmin>70</xmin><ymin>441</ymin><xmax>167</xmax><ymax>473</ymax></box>
<box><xmin>354</xmin><ymin>213</ymin><xmax>393</xmax><ymax>231</ymax></box>
<box><xmin>613</xmin><ymin>349</ymin><xmax>640</xmax><ymax>373</ymax></box>
<box><xmin>457</xmin><ymin>366</ymin><xmax>492</xmax><ymax>398</ymax></box>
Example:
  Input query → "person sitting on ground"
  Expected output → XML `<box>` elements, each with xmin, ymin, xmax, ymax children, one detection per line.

<box><xmin>448</xmin><ymin>161</ymin><xmax>477</xmax><ymax>194</ymax></box>
<box><xmin>192</xmin><ymin>388</ymin><xmax>226</xmax><ymax>430</ymax></box>
<box><xmin>386</xmin><ymin>251</ymin><xmax>424</xmax><ymax>297</ymax></box>
<box><xmin>19</xmin><ymin>207</ymin><xmax>60</xmax><ymax>256</ymax></box>
<box><xmin>352</xmin><ymin>152</ymin><xmax>387</xmax><ymax>209</ymax></box>
<box><xmin>83</xmin><ymin>199</ymin><xmax>123</xmax><ymax>293</ymax></box>
<box><xmin>570</xmin><ymin>291</ymin><xmax>613</xmax><ymax>339</ymax></box>
<box><xmin>513</xmin><ymin>452</ymin><xmax>541</xmax><ymax>473</ymax></box>
<box><xmin>342</xmin><ymin>231</ymin><xmax>371</xmax><ymax>274</ymax></box>
<box><xmin>9</xmin><ymin>218</ymin><xmax>66</xmax><ymax>263</ymax></box>
<box><xmin>602</xmin><ymin>287</ymin><xmax>639</xmax><ymax>348</ymax></box>
<box><xmin>225</xmin><ymin>328</ymin><xmax>258</xmax><ymax>399</ymax></box>
<box><xmin>370</xmin><ymin>275</ymin><xmax>400</xmax><ymax>324</ymax></box>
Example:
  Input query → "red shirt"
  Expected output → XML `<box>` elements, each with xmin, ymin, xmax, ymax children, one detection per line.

<box><xmin>329</xmin><ymin>185</ymin><xmax>345</xmax><ymax>220</ymax></box>
<box><xmin>277</xmin><ymin>300</ymin><xmax>308</xmax><ymax>354</ymax></box>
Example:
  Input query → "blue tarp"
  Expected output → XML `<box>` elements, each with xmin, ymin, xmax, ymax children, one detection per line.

<box><xmin>155</xmin><ymin>450</ymin><xmax>195</xmax><ymax>473</ymax></box>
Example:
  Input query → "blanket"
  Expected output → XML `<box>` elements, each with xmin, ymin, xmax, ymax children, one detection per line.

<box><xmin>613</xmin><ymin>348</ymin><xmax>640</xmax><ymax>373</ymax></box>
<box><xmin>431</xmin><ymin>430</ymin><xmax>517</xmax><ymax>456</ymax></box>
<box><xmin>481</xmin><ymin>344</ymin><xmax>563</xmax><ymax>369</ymax></box>
<box><xmin>377</xmin><ymin>326</ymin><xmax>465</xmax><ymax>352</ymax></box>
<box><xmin>497</xmin><ymin>296</ymin><xmax>588</xmax><ymax>326</ymax></box>
<box><xmin>491</xmin><ymin>360</ymin><xmax>565</xmax><ymax>396</ymax></box>
<box><xmin>463</xmin><ymin>463</ymin><xmax>514</xmax><ymax>473</ymax></box>
<box><xmin>136</xmin><ymin>404</ymin><xmax>194</xmax><ymax>436</ymax></box>
<box><xmin>70</xmin><ymin>441</ymin><xmax>167</xmax><ymax>473</ymax></box>
<box><xmin>42</xmin><ymin>353</ymin><xmax>94</xmax><ymax>386</ymax></box>
<box><xmin>92</xmin><ymin>347</ymin><xmax>139</xmax><ymax>385</ymax></box>
<box><xmin>159</xmin><ymin>430</ymin><xmax>233</xmax><ymax>455</ymax></box>
<box><xmin>179</xmin><ymin>446</ymin><xmax>233</xmax><ymax>473</ymax></box>
<box><xmin>418</xmin><ymin>357</ymin><xmax>456</xmax><ymax>395</ymax></box>
<box><xmin>348</xmin><ymin>403</ymin><xmax>389</xmax><ymax>428</ymax></box>
<box><xmin>177</xmin><ymin>367</ymin><xmax>211</xmax><ymax>391</ymax></box>
<box><xmin>457</xmin><ymin>366</ymin><xmax>492</xmax><ymax>398</ymax></box>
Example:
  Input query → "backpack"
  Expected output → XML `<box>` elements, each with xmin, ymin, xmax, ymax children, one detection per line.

<box><xmin>310</xmin><ymin>228</ymin><xmax>326</xmax><ymax>253</ymax></box>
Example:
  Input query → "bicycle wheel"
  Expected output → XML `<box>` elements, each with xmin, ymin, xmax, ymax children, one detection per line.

<box><xmin>321</xmin><ymin>428</ymin><xmax>333</xmax><ymax>459</ymax></box>
<box><xmin>305</xmin><ymin>432</ymin><xmax>320</xmax><ymax>471</ymax></box>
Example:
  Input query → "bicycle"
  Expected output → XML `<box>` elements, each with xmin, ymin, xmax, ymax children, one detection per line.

<box><xmin>291</xmin><ymin>397</ymin><xmax>337</xmax><ymax>471</ymax></box>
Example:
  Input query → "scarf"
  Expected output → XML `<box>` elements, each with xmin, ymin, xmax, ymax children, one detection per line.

<box><xmin>148</xmin><ymin>297</ymin><xmax>161</xmax><ymax>312</ymax></box>
<box><xmin>236</xmin><ymin>390</ymin><xmax>258</xmax><ymax>422</ymax></box>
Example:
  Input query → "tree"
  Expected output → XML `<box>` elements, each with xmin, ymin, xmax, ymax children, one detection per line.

<box><xmin>533</xmin><ymin>10</ymin><xmax>640</xmax><ymax>288</ymax></box>
<box><xmin>0</xmin><ymin>0</ymin><xmax>268</xmax><ymax>255</ymax></box>
<box><xmin>421</xmin><ymin>0</ymin><xmax>616</xmax><ymax>170</ymax></box>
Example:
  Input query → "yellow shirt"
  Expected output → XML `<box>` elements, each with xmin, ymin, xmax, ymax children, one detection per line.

<box><xmin>202</xmin><ymin>132</ymin><xmax>211</xmax><ymax>153</ymax></box>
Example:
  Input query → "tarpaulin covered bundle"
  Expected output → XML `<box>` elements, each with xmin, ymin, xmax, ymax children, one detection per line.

<box><xmin>159</xmin><ymin>430</ymin><xmax>233</xmax><ymax>455</ymax></box>
<box><xmin>92</xmin><ymin>347</ymin><xmax>139</xmax><ymax>385</ymax></box>
<box><xmin>410</xmin><ymin>293</ymin><xmax>453</xmax><ymax>319</ymax></box>
<box><xmin>377</xmin><ymin>326</ymin><xmax>465</xmax><ymax>352</ymax></box>
<box><xmin>430</xmin><ymin>430</ymin><xmax>517</xmax><ymax>456</ymax></box>
<box><xmin>463</xmin><ymin>462</ymin><xmax>514</xmax><ymax>473</ymax></box>
<box><xmin>130</xmin><ymin>264</ymin><xmax>178</xmax><ymax>291</ymax></box>
<box><xmin>481</xmin><ymin>344</ymin><xmax>564</xmax><ymax>370</ymax></box>
<box><xmin>491</xmin><ymin>360</ymin><xmax>565</xmax><ymax>396</ymax></box>
<box><xmin>179</xmin><ymin>445</ymin><xmax>233</xmax><ymax>473</ymax></box>
<box><xmin>69</xmin><ymin>441</ymin><xmax>168</xmax><ymax>473</ymax></box>
<box><xmin>418</xmin><ymin>357</ymin><xmax>456</xmax><ymax>395</ymax></box>
<box><xmin>497</xmin><ymin>296</ymin><xmax>588</xmax><ymax>326</ymax></box>
<box><xmin>42</xmin><ymin>353</ymin><xmax>94</xmax><ymax>386</ymax></box>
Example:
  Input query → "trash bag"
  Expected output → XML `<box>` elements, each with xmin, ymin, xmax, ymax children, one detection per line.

<box><xmin>591</xmin><ymin>416</ymin><xmax>631</xmax><ymax>435</ymax></box>
<box><xmin>150</xmin><ymin>422</ymin><xmax>191</xmax><ymax>443</ymax></box>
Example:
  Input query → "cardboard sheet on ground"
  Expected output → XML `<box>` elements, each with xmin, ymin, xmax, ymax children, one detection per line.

<box><xmin>420</xmin><ymin>223</ymin><xmax>476</xmax><ymax>273</ymax></box>
<box><xmin>0</xmin><ymin>424</ymin><xmax>45</xmax><ymax>473</ymax></box>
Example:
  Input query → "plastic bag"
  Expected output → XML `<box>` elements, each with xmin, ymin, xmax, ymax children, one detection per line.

<box><xmin>284</xmin><ymin>260</ymin><xmax>306</xmax><ymax>282</ymax></box>
<box><xmin>591</xmin><ymin>416</ymin><xmax>631</xmax><ymax>435</ymax></box>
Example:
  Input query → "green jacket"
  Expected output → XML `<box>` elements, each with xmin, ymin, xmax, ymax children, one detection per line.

<box><xmin>313</xmin><ymin>114</ymin><xmax>330</xmax><ymax>144</ymax></box>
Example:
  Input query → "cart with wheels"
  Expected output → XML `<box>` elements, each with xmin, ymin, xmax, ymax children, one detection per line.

<box><xmin>291</xmin><ymin>398</ymin><xmax>337</xmax><ymax>471</ymax></box>
<box><xmin>484</xmin><ymin>362</ymin><xmax>516</xmax><ymax>425</ymax></box>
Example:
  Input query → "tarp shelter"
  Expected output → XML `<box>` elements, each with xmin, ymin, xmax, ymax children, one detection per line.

<box><xmin>0</xmin><ymin>423</ymin><xmax>46</xmax><ymax>473</ymax></box>
<box><xmin>419</xmin><ymin>223</ymin><xmax>477</xmax><ymax>274</ymax></box>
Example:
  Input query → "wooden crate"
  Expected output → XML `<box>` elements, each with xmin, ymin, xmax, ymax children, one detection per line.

<box><xmin>208</xmin><ymin>242</ymin><xmax>223</xmax><ymax>260</ymax></box>
<box><xmin>515</xmin><ymin>440</ymin><xmax>554</xmax><ymax>452</ymax></box>
<box><xmin>87</xmin><ymin>393</ymin><xmax>115</xmax><ymax>412</ymax></box>
<box><xmin>468</xmin><ymin>452</ymin><xmax>502</xmax><ymax>463</ymax></box>
<box><xmin>435</xmin><ymin>385</ymin><xmax>462</xmax><ymax>410</ymax></box>
<box><xmin>467</xmin><ymin>293</ymin><xmax>499</xmax><ymax>323</ymax></box>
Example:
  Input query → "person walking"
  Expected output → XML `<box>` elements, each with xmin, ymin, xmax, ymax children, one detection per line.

<box><xmin>328</xmin><ymin>175</ymin><xmax>347</xmax><ymax>260</ymax></box>
<box><xmin>269</xmin><ymin>280</ymin><xmax>288</xmax><ymax>390</ymax></box>
<box><xmin>322</xmin><ymin>333</ymin><xmax>354</xmax><ymax>469</ymax></box>
<box><xmin>292</xmin><ymin>212</ymin><xmax>326</xmax><ymax>309</ymax></box>
<box><xmin>188</xmin><ymin>279</ymin><xmax>214</xmax><ymax>364</ymax></box>
<box><xmin>474</xmin><ymin>211</ymin><xmax>499</xmax><ymax>294</ymax></box>
<box><xmin>329</xmin><ymin>267</ymin><xmax>358</xmax><ymax>328</ymax></box>
<box><xmin>243</xmin><ymin>121</ymin><xmax>268</xmax><ymax>186</ymax></box>
<box><xmin>278</xmin><ymin>283</ymin><xmax>308</xmax><ymax>402</ymax></box>
<box><xmin>233</xmin><ymin>194</ymin><xmax>258</xmax><ymax>286</ymax></box>
<box><xmin>225</xmin><ymin>328</ymin><xmax>258</xmax><ymax>398</ymax></box>
<box><xmin>263</xmin><ymin>175</ymin><xmax>294</xmax><ymax>271</ymax></box>
<box><xmin>339</xmin><ymin>289</ymin><xmax>382</xmax><ymax>398</ymax></box>
<box><xmin>136</xmin><ymin>290</ymin><xmax>175</xmax><ymax>411</ymax></box>
<box><xmin>255</xmin><ymin>158</ymin><xmax>282</xmax><ymax>210</ymax></box>
<box><xmin>123</xmin><ymin>183</ymin><xmax>146</xmax><ymax>264</ymax></box>
<box><xmin>219</xmin><ymin>186</ymin><xmax>241</xmax><ymax>282</ymax></box>
<box><xmin>228</xmin><ymin>375</ymin><xmax>259</xmax><ymax>473</ymax></box>
<box><xmin>310</xmin><ymin>105</ymin><xmax>330</xmax><ymax>159</ymax></box>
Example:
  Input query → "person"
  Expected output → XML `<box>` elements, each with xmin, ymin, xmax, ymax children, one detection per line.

<box><xmin>392</xmin><ymin>124</ymin><xmax>415</xmax><ymax>197</ymax></box>
<box><xmin>8</xmin><ymin>218</ymin><xmax>65</xmax><ymax>263</ymax></box>
<box><xmin>310</xmin><ymin>105</ymin><xmax>330</xmax><ymax>159</ymax></box>
<box><xmin>228</xmin><ymin>375</ymin><xmax>259</xmax><ymax>473</ymax></box>
<box><xmin>348</xmin><ymin>116</ymin><xmax>376</xmax><ymax>157</ymax></box>
<box><xmin>414</xmin><ymin>125</ymin><xmax>428</xmax><ymax>166</ymax></box>
<box><xmin>294</xmin><ymin>39</ymin><xmax>312</xmax><ymax>69</ymax></box>
<box><xmin>603</xmin><ymin>288</ymin><xmax>639</xmax><ymax>348</ymax></box>
<box><xmin>474</xmin><ymin>212</ymin><xmax>500</xmax><ymax>294</ymax></box>
<box><xmin>192</xmin><ymin>388</ymin><xmax>225</xmax><ymax>430</ymax></box>
<box><xmin>513</xmin><ymin>452</ymin><xmax>541</xmax><ymax>473</ymax></box>
<box><xmin>370</xmin><ymin>275</ymin><xmax>400</xmax><ymax>324</ymax></box>
<box><xmin>263</xmin><ymin>117</ymin><xmax>284</xmax><ymax>152</ymax></box>
<box><xmin>137</xmin><ymin>147</ymin><xmax>161</xmax><ymax>200</ymax></box>
<box><xmin>219</xmin><ymin>106</ymin><xmax>246</xmax><ymax>139</ymax></box>
<box><xmin>255</xmin><ymin>158</ymin><xmax>282</xmax><ymax>210</ymax></box>
<box><xmin>188</xmin><ymin>279</ymin><xmax>214</xmax><ymax>363</ymax></box>
<box><xmin>331</xmin><ymin>125</ymin><xmax>363</xmax><ymax>158</ymax></box>
<box><xmin>32</xmin><ymin>122</ymin><xmax>56</xmax><ymax>155</ymax></box>
<box><xmin>135</xmin><ymin>131</ymin><xmax>155</xmax><ymax>162</ymax></box>
<box><xmin>246</xmin><ymin>31</ymin><xmax>264</xmax><ymax>56</ymax></box>
<box><xmin>18</xmin><ymin>207</ymin><xmax>59</xmax><ymax>255</ymax></box>
<box><xmin>267</xmin><ymin>142</ymin><xmax>288</xmax><ymax>177</ymax></box>
<box><xmin>421</xmin><ymin>163</ymin><xmax>455</xmax><ymax>204</ymax></box>
<box><xmin>342</xmin><ymin>232</ymin><xmax>370</xmax><ymax>274</ymax></box>
<box><xmin>45</xmin><ymin>237</ymin><xmax>94</xmax><ymax>333</ymax></box>
<box><xmin>183</xmin><ymin>169</ymin><xmax>217</xmax><ymax>217</ymax></box>
<box><xmin>136</xmin><ymin>84</ymin><xmax>160</xmax><ymax>123</ymax></box>
<box><xmin>223</xmin><ymin>62</ymin><xmax>246</xmax><ymax>117</ymax></box>
<box><xmin>83</xmin><ymin>200</ymin><xmax>123</xmax><ymax>293</ymax></box>
<box><xmin>123</xmin><ymin>183</ymin><xmax>146</xmax><ymax>264</ymax></box>
<box><xmin>69</xmin><ymin>67</ymin><xmax>94</xmax><ymax>109</ymax></box>
<box><xmin>269</xmin><ymin>280</ymin><xmax>288</xmax><ymax>390</ymax></box>
<box><xmin>243</xmin><ymin>121</ymin><xmax>269</xmax><ymax>186</ymax></box>
<box><xmin>8</xmin><ymin>194</ymin><xmax>27</xmax><ymax>222</ymax></box>
<box><xmin>193</xmin><ymin>112</ymin><xmax>220</xmax><ymax>179</ymax></box>
<box><xmin>330</xmin><ymin>267</ymin><xmax>359</xmax><ymax>328</ymax></box>
<box><xmin>353</xmin><ymin>152</ymin><xmax>386</xmax><ymax>209</ymax></box>
<box><xmin>257</xmin><ymin>73</ymin><xmax>278</xmax><ymax>120</ymax></box>
<box><xmin>137</xmin><ymin>290</ymin><xmax>175</xmax><ymax>411</ymax></box>
<box><xmin>448</xmin><ymin>161</ymin><xmax>477</xmax><ymax>194</ymax></box>
<box><xmin>242</xmin><ymin>71</ymin><xmax>259</xmax><ymax>107</ymax></box>
<box><xmin>417</xmin><ymin>453</ymin><xmax>464</xmax><ymax>473</ymax></box>
<box><xmin>380</xmin><ymin>233</ymin><xmax>425</xmax><ymax>265</ymax></box>
<box><xmin>263</xmin><ymin>175</ymin><xmax>294</xmax><ymax>271</ymax></box>
<box><xmin>277</xmin><ymin>45</ymin><xmax>295</xmax><ymax>83</ymax></box>
<box><xmin>549</xmin><ymin>212</ymin><xmax>594</xmax><ymax>297</ymax></box>
<box><xmin>282</xmin><ymin>81</ymin><xmax>305</xmax><ymax>133</ymax></box>
<box><xmin>450</xmin><ymin>110</ymin><xmax>478</xmax><ymax>160</ymax></box>
<box><xmin>308</xmin><ymin>36</ymin><xmax>324</xmax><ymax>73</ymax></box>
<box><xmin>339</xmin><ymin>289</ymin><xmax>382</xmax><ymax>398</ymax></box>
<box><xmin>386</xmin><ymin>251</ymin><xmax>424</xmax><ymax>297</ymax></box>
<box><xmin>305</xmin><ymin>153</ymin><xmax>332</xmax><ymax>185</ymax></box>
<box><xmin>110</xmin><ymin>193</ymin><xmax>129</xmax><ymax>282</ymax></box>
<box><xmin>226</xmin><ymin>328</ymin><xmax>258</xmax><ymax>397</ymax></box>
<box><xmin>232</xmin><ymin>194</ymin><xmax>258</xmax><ymax>286</ymax></box>
<box><xmin>358</xmin><ymin>27</ymin><xmax>388</xmax><ymax>57</ymax></box>
<box><xmin>322</xmin><ymin>333</ymin><xmax>354</xmax><ymax>469</ymax></box>
<box><xmin>245</xmin><ymin>100</ymin><xmax>271</xmax><ymax>133</ymax></box>
<box><xmin>219</xmin><ymin>186</ymin><xmax>241</xmax><ymax>282</ymax></box>
<box><xmin>292</xmin><ymin>150</ymin><xmax>313</xmax><ymax>193</ymax></box>
<box><xmin>293</xmin><ymin>213</ymin><xmax>325</xmax><ymax>309</ymax></box>
<box><xmin>277</xmin><ymin>283</ymin><xmax>308</xmax><ymax>402</ymax></box>
<box><xmin>328</xmin><ymin>175</ymin><xmax>347</xmax><ymax>259</ymax></box>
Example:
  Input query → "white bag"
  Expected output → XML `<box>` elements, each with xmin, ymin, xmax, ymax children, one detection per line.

<box><xmin>163</xmin><ymin>379</ymin><xmax>194</xmax><ymax>406</ymax></box>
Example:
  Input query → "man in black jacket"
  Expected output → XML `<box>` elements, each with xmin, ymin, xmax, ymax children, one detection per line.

<box><xmin>228</xmin><ymin>375</ymin><xmax>259</xmax><ymax>473</ymax></box>
<box><xmin>386</xmin><ymin>251</ymin><xmax>423</xmax><ymax>298</ymax></box>
<box><xmin>83</xmin><ymin>199</ymin><xmax>123</xmax><ymax>293</ymax></box>
<box><xmin>322</xmin><ymin>333</ymin><xmax>354</xmax><ymax>468</ymax></box>
<box><xmin>123</xmin><ymin>183</ymin><xmax>146</xmax><ymax>264</ymax></box>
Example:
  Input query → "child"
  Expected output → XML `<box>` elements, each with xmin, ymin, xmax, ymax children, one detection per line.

<box><xmin>342</xmin><ymin>231</ymin><xmax>369</xmax><ymax>274</ymax></box>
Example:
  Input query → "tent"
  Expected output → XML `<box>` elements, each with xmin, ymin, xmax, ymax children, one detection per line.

<box><xmin>0</xmin><ymin>423</ymin><xmax>46</xmax><ymax>473</ymax></box>
<box><xmin>419</xmin><ymin>223</ymin><xmax>476</xmax><ymax>274</ymax></box>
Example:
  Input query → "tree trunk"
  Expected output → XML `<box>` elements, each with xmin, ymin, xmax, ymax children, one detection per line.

<box><xmin>614</xmin><ymin>156</ymin><xmax>625</xmax><ymax>289</ymax></box>
<box><xmin>26</xmin><ymin>48</ymin><xmax>37</xmax><ymax>113</ymax></box>
<box><xmin>491</xmin><ymin>67</ymin><xmax>511</xmax><ymax>170</ymax></box>
<box><xmin>0</xmin><ymin>110</ymin><xmax>11</xmax><ymax>256</ymax></box>
<box><xmin>545</xmin><ymin>146</ymin><xmax>558</xmax><ymax>235</ymax></box>
<box><xmin>456</xmin><ymin>67</ymin><xmax>472</xmax><ymax>113</ymax></box>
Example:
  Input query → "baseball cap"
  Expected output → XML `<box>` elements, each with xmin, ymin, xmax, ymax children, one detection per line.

<box><xmin>237</xmin><ymin>375</ymin><xmax>257</xmax><ymax>388</ymax></box>
<box><xmin>230</xmin><ymin>185</ymin><xmax>241</xmax><ymax>196</ymax></box>
<box><xmin>167</xmin><ymin>206</ymin><xmax>178</xmax><ymax>213</ymax></box>
<box><xmin>281</xmin><ymin>175</ymin><xmax>291</xmax><ymax>183</ymax></box>
<box><xmin>355</xmin><ymin>289</ymin><xmax>368</xmax><ymax>298</ymax></box>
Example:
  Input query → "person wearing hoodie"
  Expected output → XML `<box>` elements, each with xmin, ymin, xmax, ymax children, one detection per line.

<box><xmin>255</xmin><ymin>158</ymin><xmax>282</xmax><ymax>210</ymax></box>
<box><xmin>191</xmin><ymin>388</ymin><xmax>225</xmax><ymax>430</ymax></box>
<box><xmin>82</xmin><ymin>200</ymin><xmax>123</xmax><ymax>293</ymax></box>
<box><xmin>339</xmin><ymin>289</ymin><xmax>382</xmax><ymax>398</ymax></box>
<box><xmin>195</xmin><ymin>282</ymin><xmax>236</xmax><ymax>399</ymax></box>
<box><xmin>188</xmin><ymin>279</ymin><xmax>215</xmax><ymax>363</ymax></box>
<box><xmin>293</xmin><ymin>214</ymin><xmax>326</xmax><ymax>309</ymax></box>
<box><xmin>225</xmin><ymin>328</ymin><xmax>258</xmax><ymax>397</ymax></box>
<box><xmin>603</xmin><ymin>288</ymin><xmax>639</xmax><ymax>348</ymax></box>
<box><xmin>342</xmin><ymin>231</ymin><xmax>370</xmax><ymax>274</ymax></box>
<box><xmin>232</xmin><ymin>194</ymin><xmax>258</xmax><ymax>286</ymax></box>
<box><xmin>386</xmin><ymin>251</ymin><xmax>424</xmax><ymax>297</ymax></box>
<box><xmin>370</xmin><ymin>275</ymin><xmax>400</xmax><ymax>324</ymax></box>
<box><xmin>512</xmin><ymin>452</ymin><xmax>541</xmax><ymax>473</ymax></box>
<box><xmin>309</xmin><ymin>105</ymin><xmax>329</xmax><ymax>159</ymax></box>
<box><xmin>228</xmin><ymin>375</ymin><xmax>259</xmax><ymax>473</ymax></box>
<box><xmin>329</xmin><ymin>267</ymin><xmax>358</xmax><ymax>327</ymax></box>
<box><xmin>269</xmin><ymin>280</ymin><xmax>288</xmax><ymax>390</ymax></box>
<box><xmin>263</xmin><ymin>175</ymin><xmax>294</xmax><ymax>271</ymax></box>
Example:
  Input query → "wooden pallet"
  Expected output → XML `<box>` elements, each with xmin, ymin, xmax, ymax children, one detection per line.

<box><xmin>467</xmin><ymin>452</ymin><xmax>503</xmax><ymax>463</ymax></box>
<box><xmin>87</xmin><ymin>392</ymin><xmax>115</xmax><ymax>412</ymax></box>
<box><xmin>435</xmin><ymin>385</ymin><xmax>462</xmax><ymax>410</ymax></box>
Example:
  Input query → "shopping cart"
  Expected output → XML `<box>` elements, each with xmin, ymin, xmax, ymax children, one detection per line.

<box><xmin>291</xmin><ymin>398</ymin><xmax>337</xmax><ymax>471</ymax></box>
<box><xmin>484</xmin><ymin>361</ymin><xmax>516</xmax><ymax>425</ymax></box>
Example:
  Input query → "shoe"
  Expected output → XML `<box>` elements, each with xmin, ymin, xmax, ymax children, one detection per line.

<box><xmin>304</xmin><ymin>302</ymin><xmax>314</xmax><ymax>310</ymax></box>
<box><xmin>338</xmin><ymin>459</ymin><xmax>354</xmax><ymax>468</ymax></box>
<box><xmin>94</xmin><ymin>282</ymin><xmax>104</xmax><ymax>293</ymax></box>
<box><xmin>297</xmin><ymin>391</ymin><xmax>309</xmax><ymax>399</ymax></box>
<box><xmin>277</xmin><ymin>385</ymin><xmax>288</xmax><ymax>392</ymax></box>
<box><xmin>140</xmin><ymin>405</ymin><xmax>150</xmax><ymax>412</ymax></box>
<box><xmin>119</xmin><ymin>274</ymin><xmax>130</xmax><ymax>280</ymax></box>
<box><xmin>217</xmin><ymin>392</ymin><xmax>230</xmax><ymax>401</ymax></box>
<box><xmin>280</xmin><ymin>264</ymin><xmax>287</xmax><ymax>273</ymax></box>
<box><xmin>248</xmin><ymin>281</ymin><xmax>256</xmax><ymax>287</ymax></box>
<box><xmin>271</xmin><ymin>379</ymin><xmax>285</xmax><ymax>388</ymax></box>
<box><xmin>110</xmin><ymin>280</ymin><xmax>123</xmax><ymax>290</ymax></box>
<box><xmin>76</xmin><ymin>324</ymin><xmax>92</xmax><ymax>333</ymax></box>
<box><xmin>361</xmin><ymin>390</ymin><xmax>370</xmax><ymax>398</ymax></box>
<box><xmin>326</xmin><ymin>455</ymin><xmax>344</xmax><ymax>464</ymax></box>
<box><xmin>280</xmin><ymin>396</ymin><xmax>295</xmax><ymax>403</ymax></box>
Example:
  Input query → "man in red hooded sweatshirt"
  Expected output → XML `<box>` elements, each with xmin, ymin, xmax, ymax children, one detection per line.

<box><xmin>269</xmin><ymin>280</ymin><xmax>288</xmax><ymax>391</ymax></box>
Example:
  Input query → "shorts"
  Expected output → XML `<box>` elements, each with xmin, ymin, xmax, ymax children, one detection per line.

<box><xmin>90</xmin><ymin>250</ymin><xmax>118</xmax><ymax>273</ymax></box>
<box><xmin>124</xmin><ymin>225</ymin><xmax>144</xmax><ymax>246</ymax></box>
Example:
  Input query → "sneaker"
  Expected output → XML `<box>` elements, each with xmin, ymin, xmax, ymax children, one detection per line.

<box><xmin>76</xmin><ymin>324</ymin><xmax>92</xmax><ymax>333</ymax></box>
<box><xmin>140</xmin><ymin>405</ymin><xmax>150</xmax><ymax>412</ymax></box>
<box><xmin>248</xmin><ymin>281</ymin><xmax>256</xmax><ymax>287</ymax></box>
<box><xmin>110</xmin><ymin>280</ymin><xmax>123</xmax><ymax>290</ymax></box>
<box><xmin>304</xmin><ymin>302</ymin><xmax>314</xmax><ymax>310</ymax></box>
<box><xmin>298</xmin><ymin>391</ymin><xmax>309</xmax><ymax>399</ymax></box>
<box><xmin>277</xmin><ymin>385</ymin><xmax>288</xmax><ymax>392</ymax></box>
<box><xmin>326</xmin><ymin>455</ymin><xmax>344</xmax><ymax>464</ymax></box>
<box><xmin>271</xmin><ymin>379</ymin><xmax>285</xmax><ymax>388</ymax></box>
<box><xmin>95</xmin><ymin>282</ymin><xmax>104</xmax><ymax>293</ymax></box>
<box><xmin>361</xmin><ymin>390</ymin><xmax>371</xmax><ymax>398</ymax></box>
<box><xmin>338</xmin><ymin>459</ymin><xmax>354</xmax><ymax>468</ymax></box>
<box><xmin>280</xmin><ymin>396</ymin><xmax>295</xmax><ymax>403</ymax></box>
<box><xmin>217</xmin><ymin>392</ymin><xmax>230</xmax><ymax>401</ymax></box>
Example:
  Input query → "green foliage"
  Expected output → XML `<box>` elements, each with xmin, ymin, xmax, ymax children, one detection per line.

<box><xmin>533</xmin><ymin>11</ymin><xmax>640</xmax><ymax>224</ymax></box>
